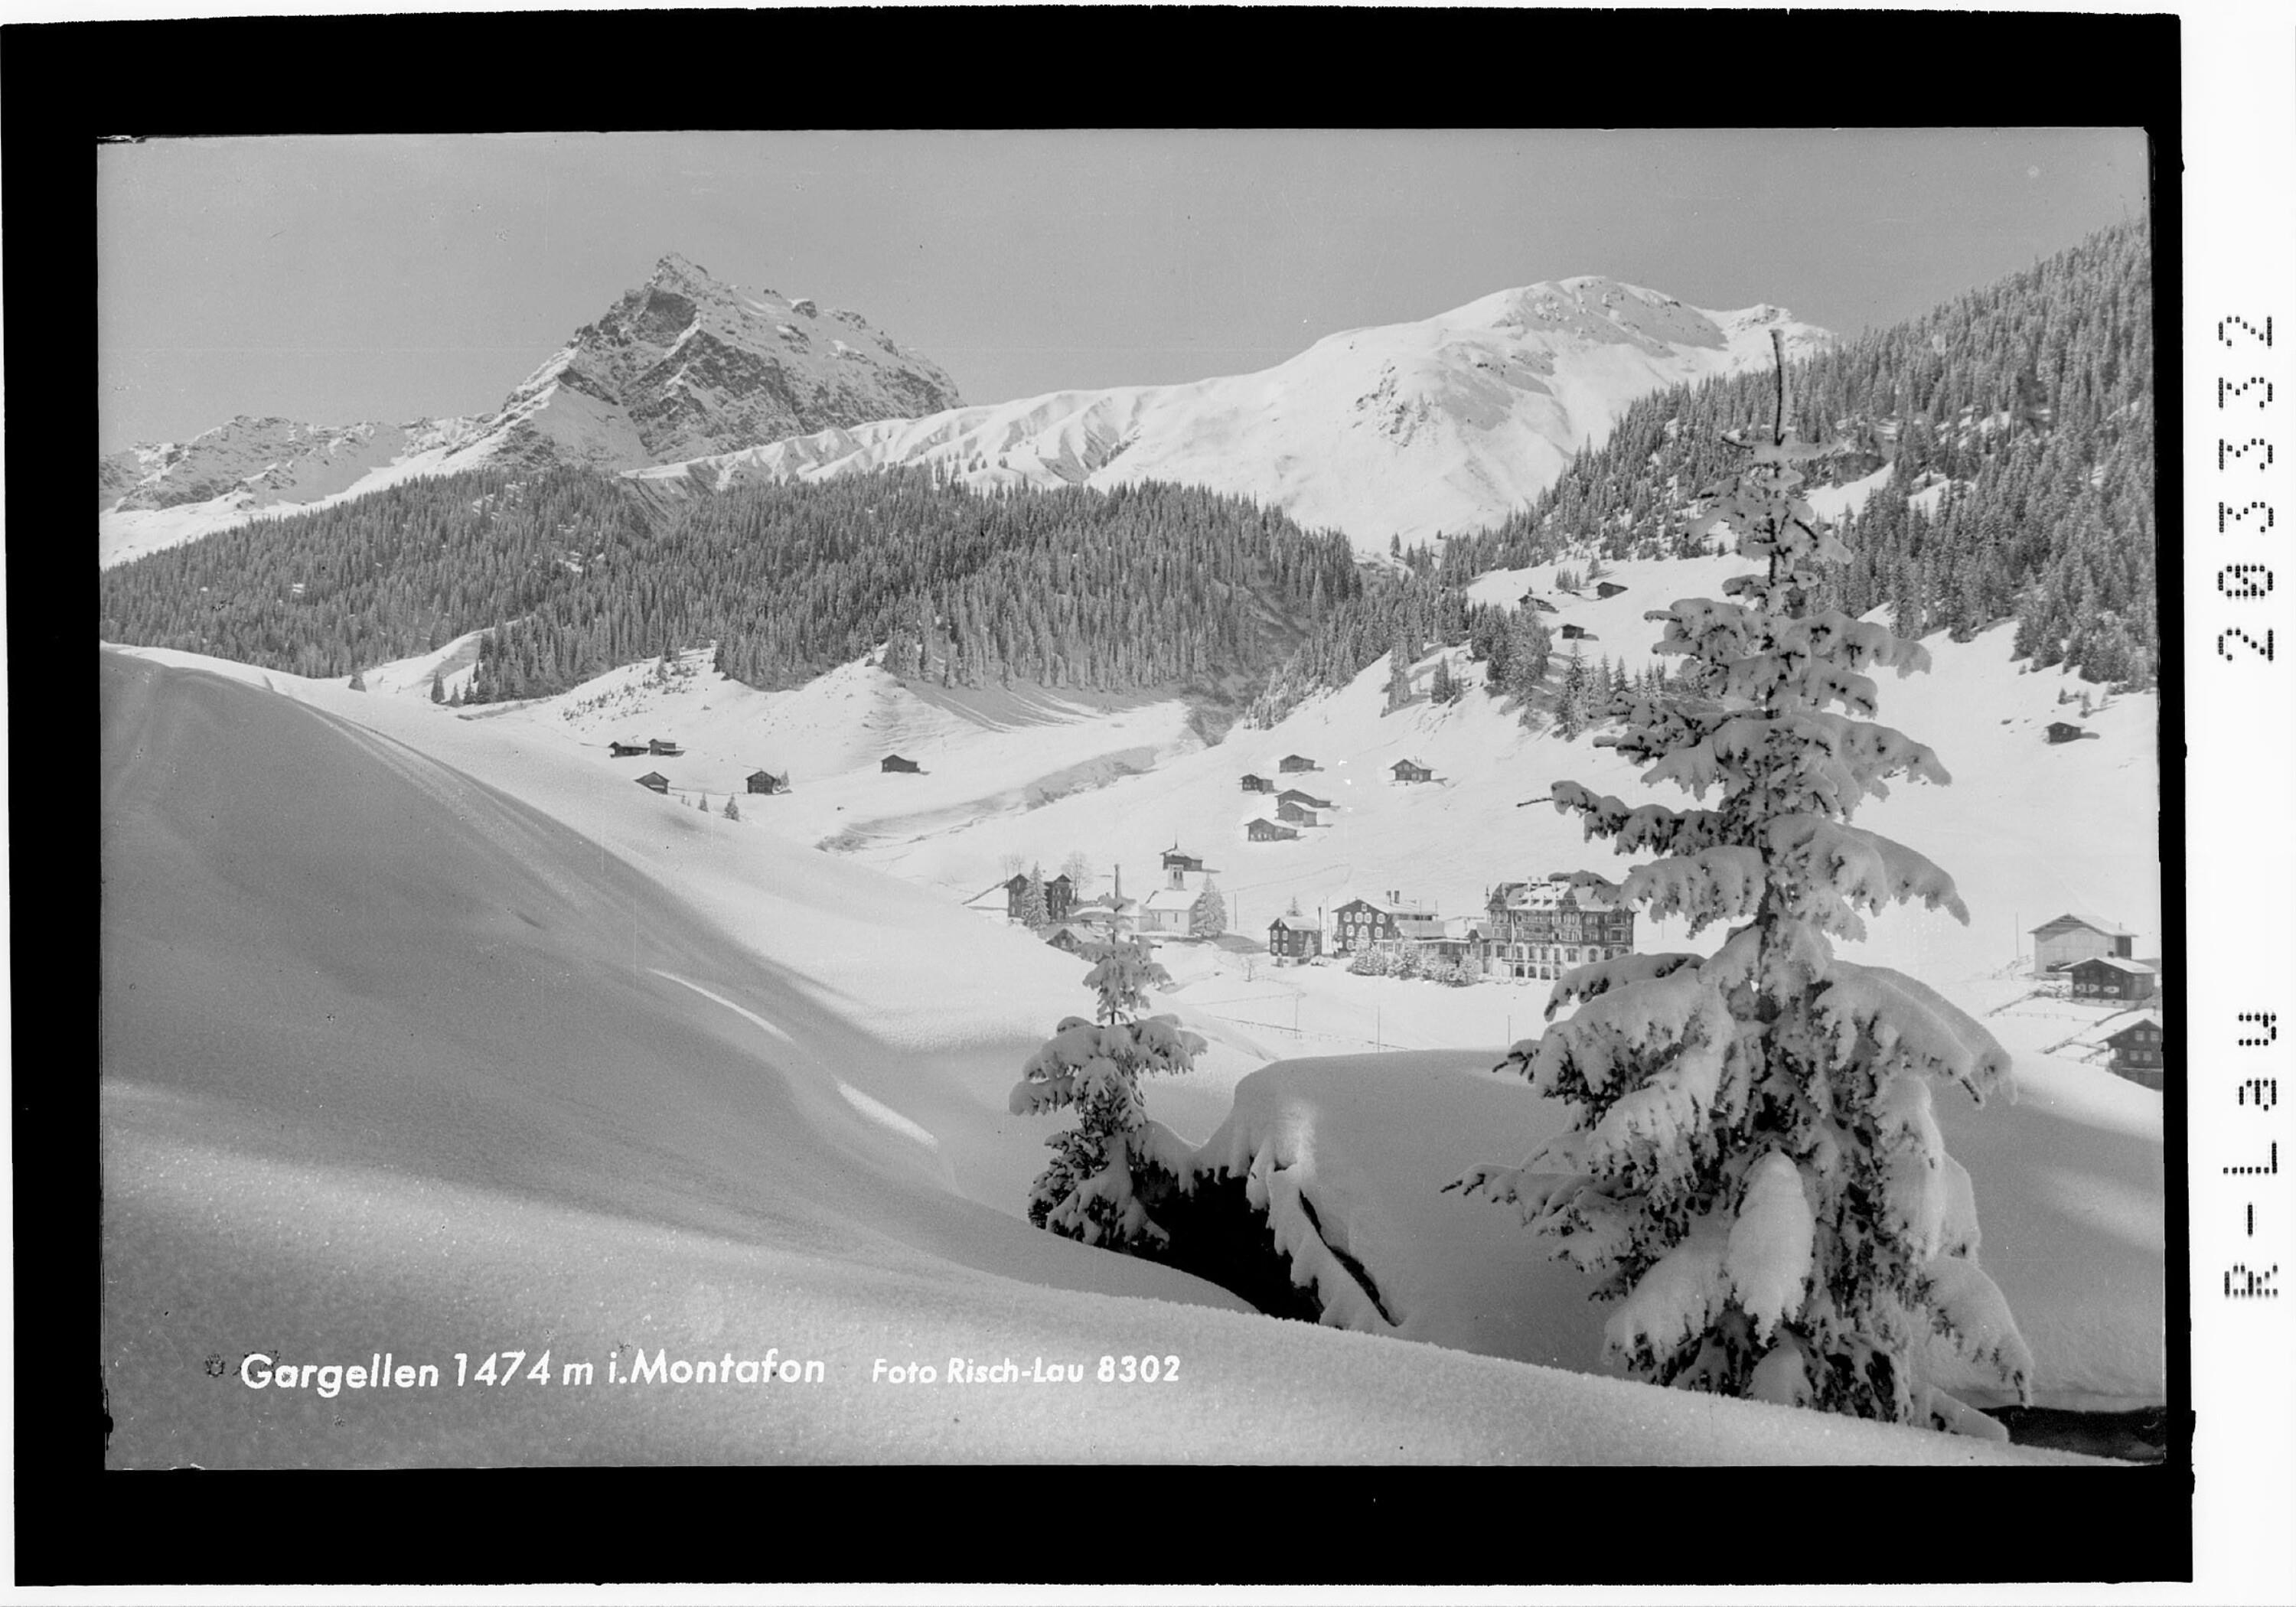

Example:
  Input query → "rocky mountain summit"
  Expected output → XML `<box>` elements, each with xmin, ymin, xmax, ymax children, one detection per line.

<box><xmin>99</xmin><ymin>254</ymin><xmax>962</xmax><ymax>566</ymax></box>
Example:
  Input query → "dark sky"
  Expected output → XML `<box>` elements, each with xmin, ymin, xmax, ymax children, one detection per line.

<box><xmin>99</xmin><ymin>129</ymin><xmax>2149</xmax><ymax>453</ymax></box>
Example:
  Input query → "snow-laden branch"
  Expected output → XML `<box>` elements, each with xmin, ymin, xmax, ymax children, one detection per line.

<box><xmin>1766</xmin><ymin>814</ymin><xmax>1971</xmax><ymax>929</ymax></box>
<box><xmin>1812</xmin><ymin>961</ymin><xmax>2016</xmax><ymax>1106</ymax></box>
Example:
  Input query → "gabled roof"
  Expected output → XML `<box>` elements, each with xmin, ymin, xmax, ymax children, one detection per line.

<box><xmin>2073</xmin><ymin>956</ymin><xmax>2157</xmax><ymax>975</ymax></box>
<box><xmin>2031</xmin><ymin>911</ymin><xmax>2136</xmax><ymax>938</ymax></box>
<box><xmin>1269</xmin><ymin>915</ymin><xmax>1319</xmax><ymax>932</ymax></box>
<box><xmin>2105</xmin><ymin>1013</ymin><xmax>2164</xmax><ymax>1045</ymax></box>
<box><xmin>1142</xmin><ymin>888</ymin><xmax>1198</xmax><ymax>911</ymax></box>
<box><xmin>635</xmin><ymin>771</ymin><xmax>669</xmax><ymax>786</ymax></box>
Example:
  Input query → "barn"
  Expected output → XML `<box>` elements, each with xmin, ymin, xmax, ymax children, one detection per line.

<box><xmin>1391</xmin><ymin>758</ymin><xmax>1434</xmax><ymax>784</ymax></box>
<box><xmin>2104</xmin><ymin>1014</ymin><xmax>2166</xmax><ymax>1090</ymax></box>
<box><xmin>1240</xmin><ymin>774</ymin><xmax>1274</xmax><ymax>793</ymax></box>
<box><xmin>634</xmin><ymin>771</ymin><xmax>670</xmax><ymax>794</ymax></box>
<box><xmin>745</xmin><ymin>770</ymin><xmax>787</xmax><ymax>795</ymax></box>
<box><xmin>1247</xmin><ymin>818</ymin><xmax>1299</xmax><ymax>843</ymax></box>
<box><xmin>881</xmin><ymin>754</ymin><xmax>922</xmax><ymax>774</ymax></box>
<box><xmin>2031</xmin><ymin>913</ymin><xmax>2137</xmax><ymax>973</ymax></box>
<box><xmin>1279</xmin><ymin>755</ymin><xmax>1321</xmax><ymax>774</ymax></box>
<box><xmin>649</xmin><ymin>738</ymin><xmax>683</xmax><ymax>756</ymax></box>
<box><xmin>1276</xmin><ymin>798</ymin><xmax>1322</xmax><ymax>827</ymax></box>
<box><xmin>608</xmin><ymin>741</ymin><xmax>648</xmax><ymax>758</ymax></box>
<box><xmin>2046</xmin><ymin>722</ymin><xmax>2090</xmax><ymax>745</ymax></box>
<box><xmin>1560</xmin><ymin>624</ymin><xmax>1597</xmax><ymax>641</ymax></box>
<box><xmin>2069</xmin><ymin>956</ymin><xmax>2158</xmax><ymax>1003</ymax></box>
<box><xmin>1596</xmin><ymin>581</ymin><xmax>1629</xmax><ymax>598</ymax></box>
<box><xmin>1275</xmin><ymin>787</ymin><xmax>1332</xmax><ymax>810</ymax></box>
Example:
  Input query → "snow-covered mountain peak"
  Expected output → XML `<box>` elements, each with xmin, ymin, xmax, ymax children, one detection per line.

<box><xmin>653</xmin><ymin>274</ymin><xmax>1835</xmax><ymax>554</ymax></box>
<box><xmin>100</xmin><ymin>255</ymin><xmax>965</xmax><ymax>565</ymax></box>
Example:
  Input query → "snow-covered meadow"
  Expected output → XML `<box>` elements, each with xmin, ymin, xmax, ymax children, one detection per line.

<box><xmin>102</xmin><ymin>536</ymin><xmax>2162</xmax><ymax>1465</ymax></box>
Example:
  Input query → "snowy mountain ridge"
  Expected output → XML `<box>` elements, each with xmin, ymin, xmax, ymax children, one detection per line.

<box><xmin>637</xmin><ymin>275</ymin><xmax>1832</xmax><ymax>556</ymax></box>
<box><xmin>99</xmin><ymin>253</ymin><xmax>964</xmax><ymax>569</ymax></box>
<box><xmin>101</xmin><ymin>268</ymin><xmax>1825</xmax><ymax>568</ymax></box>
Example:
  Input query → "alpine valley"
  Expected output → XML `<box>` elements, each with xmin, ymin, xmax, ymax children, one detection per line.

<box><xmin>100</xmin><ymin>221</ymin><xmax>2165</xmax><ymax>1468</ymax></box>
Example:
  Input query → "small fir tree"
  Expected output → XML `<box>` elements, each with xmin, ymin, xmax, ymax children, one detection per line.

<box><xmin>1554</xmin><ymin>650</ymin><xmax>1593</xmax><ymax>740</ymax></box>
<box><xmin>1192</xmin><ymin>876</ymin><xmax>1228</xmax><ymax>939</ymax></box>
<box><xmin>430</xmin><ymin>670</ymin><xmax>445</xmax><ymax>704</ymax></box>
<box><xmin>722</xmin><ymin>796</ymin><xmax>741</xmax><ymax>820</ymax></box>
<box><xmin>348</xmin><ymin>666</ymin><xmax>368</xmax><ymax>692</ymax></box>
<box><xmin>1018</xmin><ymin>865</ymin><xmax>1052</xmax><ymax>927</ymax></box>
<box><xmin>1454</xmin><ymin>342</ymin><xmax>2031</xmax><ymax>1438</ymax></box>
<box><xmin>1384</xmin><ymin>631</ymin><xmax>1417</xmax><ymax>713</ymax></box>
<box><xmin>1009</xmin><ymin>937</ymin><xmax>1205</xmax><ymax>1250</ymax></box>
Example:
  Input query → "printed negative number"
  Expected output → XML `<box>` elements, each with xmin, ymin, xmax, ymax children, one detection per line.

<box><xmin>1097</xmin><ymin>1354</ymin><xmax>1180</xmax><ymax>1383</ymax></box>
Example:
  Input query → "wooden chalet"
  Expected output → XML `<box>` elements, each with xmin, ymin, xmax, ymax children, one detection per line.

<box><xmin>1042</xmin><ymin>923</ymin><xmax>1101</xmax><ymax>958</ymax></box>
<box><xmin>881</xmin><ymin>754</ymin><xmax>922</xmax><ymax>774</ymax></box>
<box><xmin>608</xmin><ymin>740</ymin><xmax>649</xmax><ymax>758</ymax></box>
<box><xmin>996</xmin><ymin>872</ymin><xmax>1077</xmax><ymax>924</ymax></box>
<box><xmin>1267</xmin><ymin>915</ymin><xmax>1322</xmax><ymax>960</ymax></box>
<box><xmin>2031</xmin><ymin>913</ymin><xmax>2136</xmax><ymax>973</ymax></box>
<box><xmin>1595</xmin><ymin>581</ymin><xmax>1629</xmax><ymax>598</ymax></box>
<box><xmin>1161</xmin><ymin>846</ymin><xmax>1209</xmax><ymax>874</ymax></box>
<box><xmin>634</xmin><ymin>771</ymin><xmax>671</xmax><ymax>794</ymax></box>
<box><xmin>1279</xmin><ymin>754</ymin><xmax>1322</xmax><ymax>774</ymax></box>
<box><xmin>1275</xmin><ymin>787</ymin><xmax>1332</xmax><ymax>810</ymax></box>
<box><xmin>1525</xmin><ymin>596</ymin><xmax>1559</xmax><ymax>614</ymax></box>
<box><xmin>1247</xmin><ymin>818</ymin><xmax>1300</xmax><ymax>843</ymax></box>
<box><xmin>1391</xmin><ymin>758</ymin><xmax>1434</xmax><ymax>784</ymax></box>
<box><xmin>2105</xmin><ymin>1015</ymin><xmax>2166</xmax><ymax>1090</ymax></box>
<box><xmin>649</xmin><ymin>738</ymin><xmax>683</xmax><ymax>756</ymax></box>
<box><xmin>1559</xmin><ymin>624</ymin><xmax>1597</xmax><ymax>641</ymax></box>
<box><xmin>1276</xmin><ymin>798</ymin><xmax>1322</xmax><ymax>827</ymax></box>
<box><xmin>1332</xmin><ymin>892</ymin><xmax>1435</xmax><ymax>953</ymax></box>
<box><xmin>746</xmin><ymin>769</ymin><xmax>788</xmax><ymax>795</ymax></box>
<box><xmin>2045</xmin><ymin>722</ymin><xmax>2091</xmax><ymax>745</ymax></box>
<box><xmin>1240</xmin><ymin>774</ymin><xmax>1275</xmax><ymax>794</ymax></box>
<box><xmin>2069</xmin><ymin>956</ymin><xmax>2158</xmax><ymax>1003</ymax></box>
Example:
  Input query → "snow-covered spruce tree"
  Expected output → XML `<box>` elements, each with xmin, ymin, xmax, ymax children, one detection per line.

<box><xmin>1017</xmin><ymin>866</ymin><xmax>1052</xmax><ymax>928</ymax></box>
<box><xmin>1453</xmin><ymin>373</ymin><xmax>2032</xmax><ymax>1438</ymax></box>
<box><xmin>1009</xmin><ymin>937</ymin><xmax>1205</xmax><ymax>1250</ymax></box>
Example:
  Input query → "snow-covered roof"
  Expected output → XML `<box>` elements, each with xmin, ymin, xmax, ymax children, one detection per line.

<box><xmin>2073</xmin><ymin>956</ymin><xmax>2156</xmax><ymax>975</ymax></box>
<box><xmin>2031</xmin><ymin>911</ymin><xmax>2135</xmax><ymax>938</ymax></box>
<box><xmin>1269</xmin><ymin>915</ymin><xmax>1319</xmax><ymax>932</ymax></box>
<box><xmin>1142</xmin><ymin>888</ymin><xmax>1197</xmax><ymax>911</ymax></box>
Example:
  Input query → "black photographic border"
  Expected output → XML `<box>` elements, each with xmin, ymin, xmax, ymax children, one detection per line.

<box><xmin>21</xmin><ymin>5</ymin><xmax>2187</xmax><ymax>1586</ymax></box>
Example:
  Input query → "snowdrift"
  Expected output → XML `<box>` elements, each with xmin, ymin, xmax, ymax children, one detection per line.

<box><xmin>100</xmin><ymin>650</ymin><xmax>2082</xmax><ymax>1465</ymax></box>
<box><xmin>1189</xmin><ymin>1041</ymin><xmax>2162</xmax><ymax>1410</ymax></box>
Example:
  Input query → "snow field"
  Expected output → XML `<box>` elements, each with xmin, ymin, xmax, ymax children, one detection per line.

<box><xmin>103</xmin><ymin>647</ymin><xmax>2124</xmax><ymax>1462</ymax></box>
